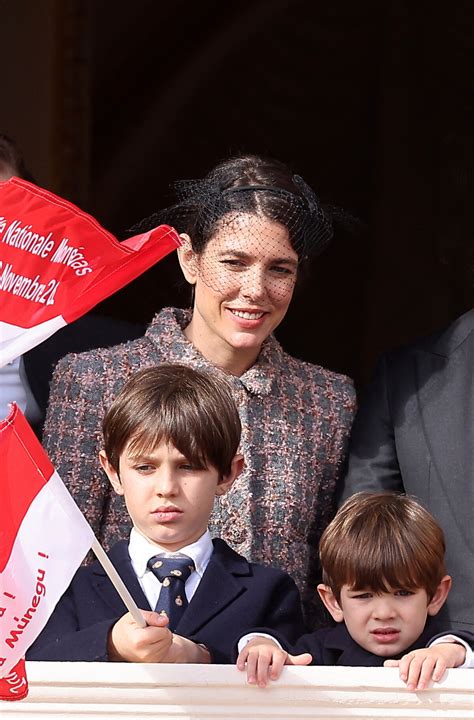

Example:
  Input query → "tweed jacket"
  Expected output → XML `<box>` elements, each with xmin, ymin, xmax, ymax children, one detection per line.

<box><xmin>23</xmin><ymin>314</ymin><xmax>145</xmax><ymax>437</ymax></box>
<box><xmin>43</xmin><ymin>307</ymin><xmax>356</xmax><ymax>627</ymax></box>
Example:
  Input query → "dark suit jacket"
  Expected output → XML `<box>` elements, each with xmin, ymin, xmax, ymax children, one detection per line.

<box><xmin>27</xmin><ymin>538</ymin><xmax>305</xmax><ymax>664</ymax></box>
<box><xmin>268</xmin><ymin>619</ymin><xmax>474</xmax><ymax>666</ymax></box>
<box><xmin>341</xmin><ymin>309</ymin><xmax>474</xmax><ymax>631</ymax></box>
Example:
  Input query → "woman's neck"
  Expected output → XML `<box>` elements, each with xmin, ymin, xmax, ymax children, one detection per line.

<box><xmin>183</xmin><ymin>316</ymin><xmax>260</xmax><ymax>377</ymax></box>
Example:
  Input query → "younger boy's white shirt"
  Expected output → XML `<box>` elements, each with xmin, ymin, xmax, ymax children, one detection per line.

<box><xmin>429</xmin><ymin>635</ymin><xmax>473</xmax><ymax>669</ymax></box>
<box><xmin>128</xmin><ymin>527</ymin><xmax>213</xmax><ymax>610</ymax></box>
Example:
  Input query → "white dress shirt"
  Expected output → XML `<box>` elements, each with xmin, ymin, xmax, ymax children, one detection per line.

<box><xmin>430</xmin><ymin>634</ymin><xmax>473</xmax><ymax>669</ymax></box>
<box><xmin>128</xmin><ymin>527</ymin><xmax>213</xmax><ymax>611</ymax></box>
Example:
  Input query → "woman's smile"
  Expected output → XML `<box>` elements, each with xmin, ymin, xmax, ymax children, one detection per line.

<box><xmin>181</xmin><ymin>214</ymin><xmax>298</xmax><ymax>375</ymax></box>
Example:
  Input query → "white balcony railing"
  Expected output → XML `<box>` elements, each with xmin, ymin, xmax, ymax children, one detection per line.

<box><xmin>2</xmin><ymin>663</ymin><xmax>473</xmax><ymax>719</ymax></box>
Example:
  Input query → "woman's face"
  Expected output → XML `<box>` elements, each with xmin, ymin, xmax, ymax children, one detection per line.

<box><xmin>180</xmin><ymin>213</ymin><xmax>298</xmax><ymax>373</ymax></box>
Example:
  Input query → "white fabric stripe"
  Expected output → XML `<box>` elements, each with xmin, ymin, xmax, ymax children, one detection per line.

<box><xmin>0</xmin><ymin>316</ymin><xmax>67</xmax><ymax>368</ymax></box>
<box><xmin>0</xmin><ymin>470</ymin><xmax>94</xmax><ymax>676</ymax></box>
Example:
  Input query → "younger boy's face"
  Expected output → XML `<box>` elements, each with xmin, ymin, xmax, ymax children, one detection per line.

<box><xmin>100</xmin><ymin>441</ymin><xmax>242</xmax><ymax>552</ymax></box>
<box><xmin>337</xmin><ymin>585</ymin><xmax>432</xmax><ymax>657</ymax></box>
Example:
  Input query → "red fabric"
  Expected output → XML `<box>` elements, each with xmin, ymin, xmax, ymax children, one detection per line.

<box><xmin>0</xmin><ymin>405</ymin><xmax>53</xmax><ymax>573</ymax></box>
<box><xmin>0</xmin><ymin>405</ymin><xmax>94</xmax><ymax>690</ymax></box>
<box><xmin>0</xmin><ymin>177</ymin><xmax>180</xmax><ymax>328</ymax></box>
<box><xmin>0</xmin><ymin>659</ymin><xmax>28</xmax><ymax>701</ymax></box>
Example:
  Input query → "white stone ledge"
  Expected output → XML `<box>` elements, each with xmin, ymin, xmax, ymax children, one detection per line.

<box><xmin>2</xmin><ymin>663</ymin><xmax>473</xmax><ymax>720</ymax></box>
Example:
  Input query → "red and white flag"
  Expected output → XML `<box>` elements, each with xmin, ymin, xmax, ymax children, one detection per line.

<box><xmin>0</xmin><ymin>404</ymin><xmax>95</xmax><ymax>700</ymax></box>
<box><xmin>0</xmin><ymin>177</ymin><xmax>181</xmax><ymax>366</ymax></box>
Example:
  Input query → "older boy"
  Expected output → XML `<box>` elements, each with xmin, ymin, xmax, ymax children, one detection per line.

<box><xmin>28</xmin><ymin>365</ymin><xmax>305</xmax><ymax>664</ymax></box>
<box><xmin>237</xmin><ymin>493</ymin><xmax>473</xmax><ymax>688</ymax></box>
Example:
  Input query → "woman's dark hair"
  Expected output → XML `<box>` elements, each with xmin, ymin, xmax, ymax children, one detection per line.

<box><xmin>133</xmin><ymin>154</ymin><xmax>335</xmax><ymax>259</ymax></box>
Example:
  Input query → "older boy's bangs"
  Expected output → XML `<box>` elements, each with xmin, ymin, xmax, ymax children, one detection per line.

<box><xmin>103</xmin><ymin>365</ymin><xmax>241</xmax><ymax>479</ymax></box>
<box><xmin>124</xmin><ymin>419</ymin><xmax>208</xmax><ymax>470</ymax></box>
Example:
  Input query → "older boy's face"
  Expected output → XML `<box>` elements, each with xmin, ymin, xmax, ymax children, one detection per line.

<box><xmin>102</xmin><ymin>441</ymin><xmax>238</xmax><ymax>552</ymax></box>
<box><xmin>339</xmin><ymin>585</ymin><xmax>431</xmax><ymax>657</ymax></box>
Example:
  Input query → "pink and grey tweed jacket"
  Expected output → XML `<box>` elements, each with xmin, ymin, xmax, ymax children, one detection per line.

<box><xmin>42</xmin><ymin>307</ymin><xmax>356</xmax><ymax>627</ymax></box>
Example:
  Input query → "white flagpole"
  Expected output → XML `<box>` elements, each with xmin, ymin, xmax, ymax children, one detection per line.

<box><xmin>91</xmin><ymin>538</ymin><xmax>147</xmax><ymax>628</ymax></box>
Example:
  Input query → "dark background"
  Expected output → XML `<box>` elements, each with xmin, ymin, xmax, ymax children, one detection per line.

<box><xmin>2</xmin><ymin>0</ymin><xmax>473</xmax><ymax>389</ymax></box>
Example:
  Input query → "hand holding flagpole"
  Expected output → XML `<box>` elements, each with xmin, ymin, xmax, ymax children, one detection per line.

<box><xmin>91</xmin><ymin>539</ymin><xmax>146</xmax><ymax>628</ymax></box>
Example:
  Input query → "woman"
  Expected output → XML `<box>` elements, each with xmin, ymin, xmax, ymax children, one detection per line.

<box><xmin>42</xmin><ymin>155</ymin><xmax>356</xmax><ymax>626</ymax></box>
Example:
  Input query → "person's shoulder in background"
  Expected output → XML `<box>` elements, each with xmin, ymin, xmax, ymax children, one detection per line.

<box><xmin>24</xmin><ymin>313</ymin><xmax>146</xmax><ymax>436</ymax></box>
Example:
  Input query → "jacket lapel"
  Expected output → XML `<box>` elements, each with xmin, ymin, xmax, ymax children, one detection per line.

<box><xmin>90</xmin><ymin>540</ymin><xmax>151</xmax><ymax>615</ymax></box>
<box><xmin>176</xmin><ymin>539</ymin><xmax>249</xmax><ymax>636</ymax></box>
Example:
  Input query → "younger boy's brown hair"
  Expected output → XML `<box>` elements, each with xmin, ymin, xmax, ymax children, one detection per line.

<box><xmin>320</xmin><ymin>492</ymin><xmax>446</xmax><ymax>601</ymax></box>
<box><xmin>102</xmin><ymin>364</ymin><xmax>241</xmax><ymax>479</ymax></box>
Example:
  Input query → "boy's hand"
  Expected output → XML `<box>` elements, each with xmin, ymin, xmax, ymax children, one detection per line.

<box><xmin>163</xmin><ymin>634</ymin><xmax>210</xmax><ymax>664</ymax></box>
<box><xmin>384</xmin><ymin>642</ymin><xmax>466</xmax><ymax>690</ymax></box>
<box><xmin>237</xmin><ymin>637</ymin><xmax>312</xmax><ymax>688</ymax></box>
<box><xmin>108</xmin><ymin>610</ymin><xmax>173</xmax><ymax>662</ymax></box>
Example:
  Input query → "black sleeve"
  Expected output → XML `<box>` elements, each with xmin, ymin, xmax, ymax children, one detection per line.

<box><xmin>427</xmin><ymin>630</ymin><xmax>474</xmax><ymax>653</ymax></box>
<box><xmin>26</xmin><ymin>586</ymin><xmax>118</xmax><ymax>662</ymax></box>
<box><xmin>233</xmin><ymin>627</ymin><xmax>332</xmax><ymax>666</ymax></box>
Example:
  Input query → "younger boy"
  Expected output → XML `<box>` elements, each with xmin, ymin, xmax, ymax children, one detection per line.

<box><xmin>237</xmin><ymin>493</ymin><xmax>473</xmax><ymax>688</ymax></box>
<box><xmin>28</xmin><ymin>364</ymin><xmax>305</xmax><ymax>664</ymax></box>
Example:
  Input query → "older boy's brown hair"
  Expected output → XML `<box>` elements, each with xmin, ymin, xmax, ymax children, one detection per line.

<box><xmin>102</xmin><ymin>364</ymin><xmax>241</xmax><ymax>479</ymax></box>
<box><xmin>320</xmin><ymin>492</ymin><xmax>446</xmax><ymax>601</ymax></box>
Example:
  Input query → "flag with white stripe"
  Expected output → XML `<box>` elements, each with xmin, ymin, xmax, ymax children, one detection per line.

<box><xmin>0</xmin><ymin>177</ymin><xmax>180</xmax><ymax>366</ymax></box>
<box><xmin>0</xmin><ymin>404</ymin><xmax>95</xmax><ymax>699</ymax></box>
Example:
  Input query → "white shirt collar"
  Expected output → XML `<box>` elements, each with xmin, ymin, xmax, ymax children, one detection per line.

<box><xmin>129</xmin><ymin>527</ymin><xmax>213</xmax><ymax>580</ymax></box>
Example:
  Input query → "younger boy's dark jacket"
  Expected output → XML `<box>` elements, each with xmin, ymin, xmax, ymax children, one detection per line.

<box><xmin>27</xmin><ymin>538</ymin><xmax>305</xmax><ymax>664</ymax></box>
<box><xmin>258</xmin><ymin>619</ymin><xmax>474</xmax><ymax>666</ymax></box>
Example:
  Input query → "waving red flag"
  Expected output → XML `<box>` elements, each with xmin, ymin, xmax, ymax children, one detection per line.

<box><xmin>0</xmin><ymin>660</ymin><xmax>28</xmax><ymax>701</ymax></box>
<box><xmin>0</xmin><ymin>178</ymin><xmax>181</xmax><ymax>366</ymax></box>
<box><xmin>0</xmin><ymin>404</ymin><xmax>95</xmax><ymax>699</ymax></box>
